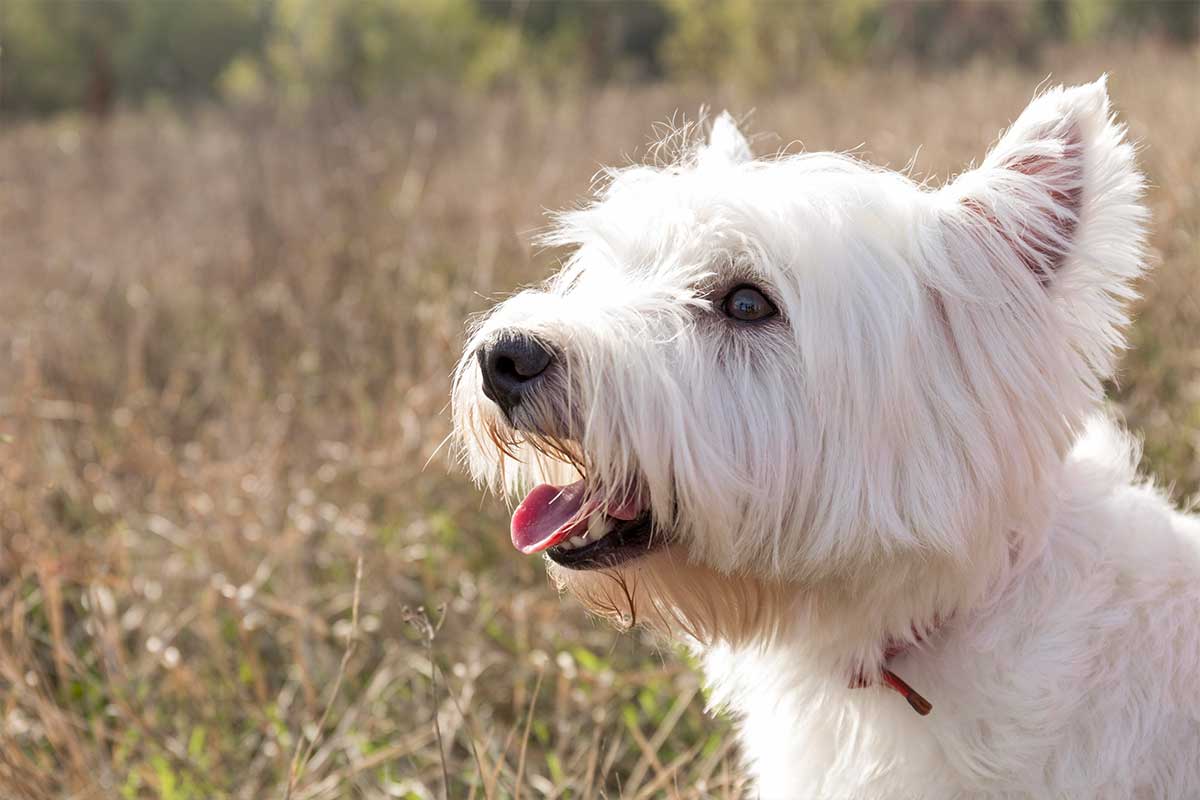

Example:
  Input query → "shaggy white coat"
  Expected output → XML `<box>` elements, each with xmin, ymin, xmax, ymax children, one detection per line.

<box><xmin>452</xmin><ymin>79</ymin><xmax>1200</xmax><ymax>798</ymax></box>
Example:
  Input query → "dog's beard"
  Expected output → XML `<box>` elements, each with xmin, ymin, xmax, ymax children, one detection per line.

<box><xmin>465</xmin><ymin>395</ymin><xmax>795</xmax><ymax>647</ymax></box>
<box><xmin>550</xmin><ymin>549</ymin><xmax>793</xmax><ymax>649</ymax></box>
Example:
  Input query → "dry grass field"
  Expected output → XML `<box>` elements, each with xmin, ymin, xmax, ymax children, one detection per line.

<box><xmin>1</xmin><ymin>43</ymin><xmax>1198</xmax><ymax>799</ymax></box>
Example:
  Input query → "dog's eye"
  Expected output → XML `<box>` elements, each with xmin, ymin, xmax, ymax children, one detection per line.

<box><xmin>721</xmin><ymin>285</ymin><xmax>777</xmax><ymax>322</ymax></box>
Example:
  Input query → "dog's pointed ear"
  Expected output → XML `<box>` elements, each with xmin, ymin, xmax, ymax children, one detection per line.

<box><xmin>940</xmin><ymin>77</ymin><xmax>1145</xmax><ymax>286</ymax></box>
<box><xmin>701</xmin><ymin>111</ymin><xmax>752</xmax><ymax>167</ymax></box>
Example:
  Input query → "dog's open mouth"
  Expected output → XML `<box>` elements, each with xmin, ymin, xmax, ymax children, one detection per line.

<box><xmin>510</xmin><ymin>480</ymin><xmax>662</xmax><ymax>570</ymax></box>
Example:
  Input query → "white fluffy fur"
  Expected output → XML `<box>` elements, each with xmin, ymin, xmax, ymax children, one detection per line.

<box><xmin>452</xmin><ymin>79</ymin><xmax>1200</xmax><ymax>797</ymax></box>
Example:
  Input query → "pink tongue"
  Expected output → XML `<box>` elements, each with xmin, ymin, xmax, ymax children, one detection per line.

<box><xmin>511</xmin><ymin>481</ymin><xmax>589</xmax><ymax>554</ymax></box>
<box><xmin>510</xmin><ymin>482</ymin><xmax>644</xmax><ymax>554</ymax></box>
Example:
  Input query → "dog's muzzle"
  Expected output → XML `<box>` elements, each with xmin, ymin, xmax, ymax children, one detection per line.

<box><xmin>473</xmin><ymin>330</ymin><xmax>672</xmax><ymax>570</ymax></box>
<box><xmin>476</xmin><ymin>330</ymin><xmax>554</xmax><ymax>416</ymax></box>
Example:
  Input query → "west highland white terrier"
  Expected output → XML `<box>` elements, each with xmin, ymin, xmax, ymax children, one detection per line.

<box><xmin>452</xmin><ymin>79</ymin><xmax>1200</xmax><ymax>798</ymax></box>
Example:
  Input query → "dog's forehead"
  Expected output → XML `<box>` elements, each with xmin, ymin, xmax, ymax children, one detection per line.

<box><xmin>554</xmin><ymin>154</ymin><xmax>925</xmax><ymax>288</ymax></box>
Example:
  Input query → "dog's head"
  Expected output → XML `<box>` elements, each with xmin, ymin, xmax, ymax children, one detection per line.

<box><xmin>452</xmin><ymin>80</ymin><xmax>1145</xmax><ymax>644</ymax></box>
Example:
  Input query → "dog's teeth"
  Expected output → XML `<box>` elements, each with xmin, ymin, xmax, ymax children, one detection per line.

<box><xmin>554</xmin><ymin>508</ymin><xmax>616</xmax><ymax>552</ymax></box>
<box><xmin>588</xmin><ymin>516</ymin><xmax>607</xmax><ymax>539</ymax></box>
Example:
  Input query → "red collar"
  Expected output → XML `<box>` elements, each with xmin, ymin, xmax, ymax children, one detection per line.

<box><xmin>850</xmin><ymin>625</ymin><xmax>941</xmax><ymax>716</ymax></box>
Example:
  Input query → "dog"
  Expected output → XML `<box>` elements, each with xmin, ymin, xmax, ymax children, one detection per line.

<box><xmin>451</xmin><ymin>78</ymin><xmax>1200</xmax><ymax>798</ymax></box>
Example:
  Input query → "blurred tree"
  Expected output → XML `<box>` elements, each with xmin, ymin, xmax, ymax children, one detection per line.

<box><xmin>1</xmin><ymin>0</ymin><xmax>126</xmax><ymax>114</ymax></box>
<box><xmin>1074</xmin><ymin>0</ymin><xmax>1200</xmax><ymax>43</ymax></box>
<box><xmin>0</xmin><ymin>0</ymin><xmax>263</xmax><ymax>115</ymax></box>
<box><xmin>228</xmin><ymin>0</ymin><xmax>569</xmax><ymax>103</ymax></box>
<box><xmin>660</xmin><ymin>0</ymin><xmax>887</xmax><ymax>86</ymax></box>
<box><xmin>477</xmin><ymin>0</ymin><xmax>672</xmax><ymax>82</ymax></box>
<box><xmin>879</xmin><ymin>1</ymin><xmax>1048</xmax><ymax>66</ymax></box>
<box><xmin>119</xmin><ymin>0</ymin><xmax>264</xmax><ymax>102</ymax></box>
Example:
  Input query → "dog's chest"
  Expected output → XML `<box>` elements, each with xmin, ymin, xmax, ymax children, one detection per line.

<box><xmin>701</xmin><ymin>547</ymin><xmax>1200</xmax><ymax>800</ymax></box>
<box><xmin>707</xmin><ymin>647</ymin><xmax>967</xmax><ymax>799</ymax></box>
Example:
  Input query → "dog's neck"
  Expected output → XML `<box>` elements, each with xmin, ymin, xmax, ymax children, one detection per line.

<box><xmin>745</xmin><ymin>525</ymin><xmax>1034</xmax><ymax>716</ymax></box>
<box><xmin>561</xmin><ymin>533</ymin><xmax>1009</xmax><ymax>664</ymax></box>
<box><xmin>557</xmin><ymin>505</ymin><xmax>1043</xmax><ymax>714</ymax></box>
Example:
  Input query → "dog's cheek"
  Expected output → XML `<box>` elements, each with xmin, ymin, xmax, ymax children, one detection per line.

<box><xmin>665</xmin><ymin>331</ymin><xmax>815</xmax><ymax>576</ymax></box>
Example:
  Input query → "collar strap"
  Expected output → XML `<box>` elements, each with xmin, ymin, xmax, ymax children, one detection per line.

<box><xmin>879</xmin><ymin>667</ymin><xmax>932</xmax><ymax>715</ymax></box>
<box><xmin>849</xmin><ymin>624</ymin><xmax>942</xmax><ymax>716</ymax></box>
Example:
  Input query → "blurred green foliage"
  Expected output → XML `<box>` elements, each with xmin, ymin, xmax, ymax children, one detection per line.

<box><xmin>1</xmin><ymin>0</ymin><xmax>265</xmax><ymax>113</ymax></box>
<box><xmin>0</xmin><ymin>0</ymin><xmax>1196</xmax><ymax>115</ymax></box>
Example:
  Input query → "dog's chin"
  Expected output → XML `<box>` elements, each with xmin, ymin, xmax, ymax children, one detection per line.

<box><xmin>545</xmin><ymin>511</ymin><xmax>666</xmax><ymax>570</ymax></box>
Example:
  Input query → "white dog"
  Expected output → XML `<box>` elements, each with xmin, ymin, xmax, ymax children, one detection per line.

<box><xmin>452</xmin><ymin>79</ymin><xmax>1200</xmax><ymax>798</ymax></box>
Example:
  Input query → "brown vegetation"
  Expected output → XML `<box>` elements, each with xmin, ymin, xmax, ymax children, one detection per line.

<box><xmin>1</xmin><ymin>43</ymin><xmax>1197</xmax><ymax>798</ymax></box>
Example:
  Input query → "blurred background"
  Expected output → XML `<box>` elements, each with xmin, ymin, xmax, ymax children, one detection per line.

<box><xmin>0</xmin><ymin>2</ymin><xmax>1197</xmax><ymax>797</ymax></box>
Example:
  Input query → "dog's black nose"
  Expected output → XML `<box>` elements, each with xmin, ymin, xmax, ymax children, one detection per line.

<box><xmin>476</xmin><ymin>331</ymin><xmax>554</xmax><ymax>415</ymax></box>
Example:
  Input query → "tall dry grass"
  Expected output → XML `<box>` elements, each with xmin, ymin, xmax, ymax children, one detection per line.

<box><xmin>1</xmin><ymin>43</ymin><xmax>1198</xmax><ymax>798</ymax></box>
